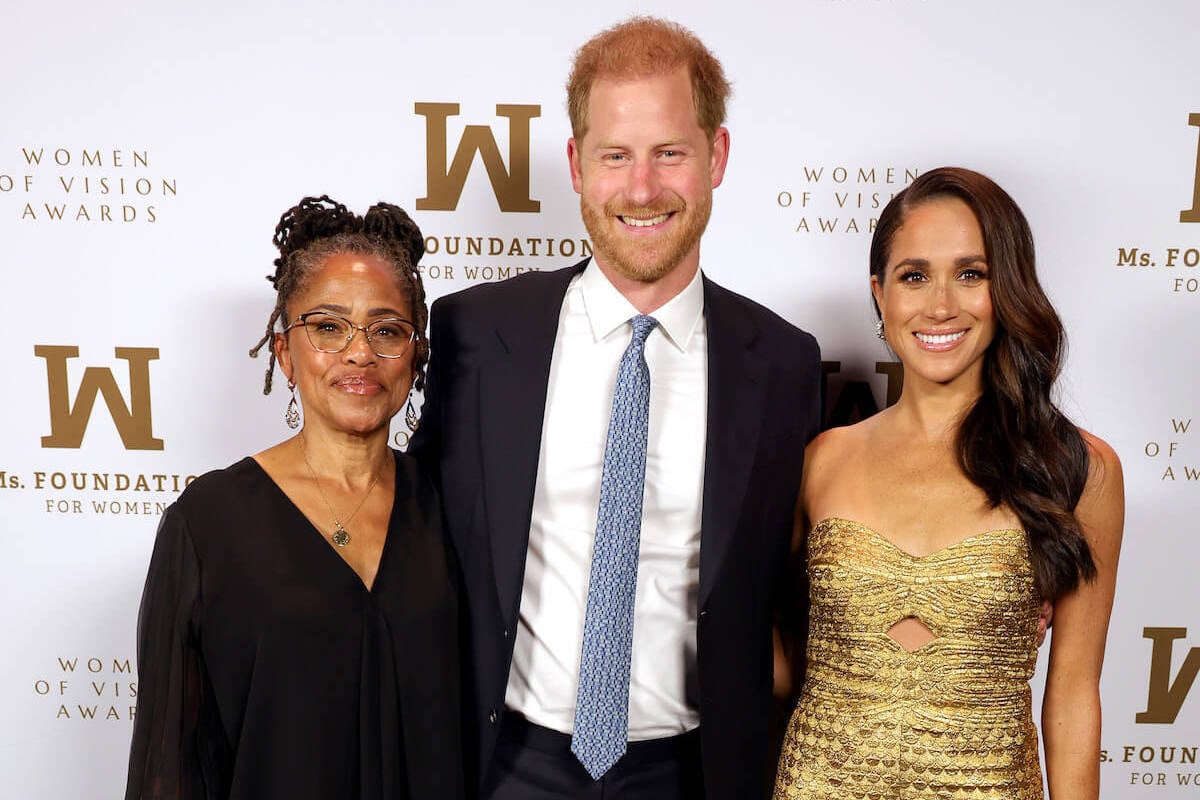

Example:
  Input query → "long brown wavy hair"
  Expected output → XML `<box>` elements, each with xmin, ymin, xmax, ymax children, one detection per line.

<box><xmin>869</xmin><ymin>167</ymin><xmax>1095</xmax><ymax>601</ymax></box>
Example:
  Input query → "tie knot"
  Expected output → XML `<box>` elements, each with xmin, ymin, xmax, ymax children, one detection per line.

<box><xmin>629</xmin><ymin>315</ymin><xmax>658</xmax><ymax>346</ymax></box>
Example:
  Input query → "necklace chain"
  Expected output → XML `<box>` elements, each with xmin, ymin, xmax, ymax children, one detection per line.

<box><xmin>300</xmin><ymin>437</ymin><xmax>382</xmax><ymax>547</ymax></box>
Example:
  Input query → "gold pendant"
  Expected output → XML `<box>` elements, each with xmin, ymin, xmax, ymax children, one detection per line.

<box><xmin>332</xmin><ymin>524</ymin><xmax>351</xmax><ymax>547</ymax></box>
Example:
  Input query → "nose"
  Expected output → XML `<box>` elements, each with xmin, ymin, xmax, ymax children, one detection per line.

<box><xmin>626</xmin><ymin>158</ymin><xmax>661</xmax><ymax>207</ymax></box>
<box><xmin>343</xmin><ymin>325</ymin><xmax>377</xmax><ymax>363</ymax></box>
<box><xmin>926</xmin><ymin>280</ymin><xmax>957</xmax><ymax>321</ymax></box>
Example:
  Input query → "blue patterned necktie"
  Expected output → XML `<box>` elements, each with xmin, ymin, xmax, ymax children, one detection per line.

<box><xmin>570</xmin><ymin>314</ymin><xmax>659</xmax><ymax>780</ymax></box>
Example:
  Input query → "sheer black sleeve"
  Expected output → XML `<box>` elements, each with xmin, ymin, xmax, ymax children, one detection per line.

<box><xmin>125</xmin><ymin>506</ymin><xmax>206</xmax><ymax>800</ymax></box>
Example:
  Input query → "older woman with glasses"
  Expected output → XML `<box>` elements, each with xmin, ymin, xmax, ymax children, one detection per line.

<box><xmin>125</xmin><ymin>196</ymin><xmax>462</xmax><ymax>800</ymax></box>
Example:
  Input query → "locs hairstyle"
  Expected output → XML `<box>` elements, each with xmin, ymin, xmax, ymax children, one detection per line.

<box><xmin>248</xmin><ymin>195</ymin><xmax>429</xmax><ymax>394</ymax></box>
<box><xmin>870</xmin><ymin>167</ymin><xmax>1095</xmax><ymax>602</ymax></box>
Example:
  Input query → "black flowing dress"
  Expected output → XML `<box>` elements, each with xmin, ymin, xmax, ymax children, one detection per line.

<box><xmin>124</xmin><ymin>452</ymin><xmax>462</xmax><ymax>800</ymax></box>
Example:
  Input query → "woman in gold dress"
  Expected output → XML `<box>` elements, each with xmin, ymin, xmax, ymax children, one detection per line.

<box><xmin>774</xmin><ymin>167</ymin><xmax>1124</xmax><ymax>800</ymax></box>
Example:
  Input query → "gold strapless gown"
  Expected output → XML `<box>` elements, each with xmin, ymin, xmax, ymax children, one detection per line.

<box><xmin>774</xmin><ymin>517</ymin><xmax>1044</xmax><ymax>800</ymax></box>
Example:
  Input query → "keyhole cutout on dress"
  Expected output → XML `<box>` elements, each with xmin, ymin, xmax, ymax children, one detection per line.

<box><xmin>887</xmin><ymin>616</ymin><xmax>936</xmax><ymax>652</ymax></box>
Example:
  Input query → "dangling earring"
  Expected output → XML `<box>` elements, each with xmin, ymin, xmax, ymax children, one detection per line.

<box><xmin>393</xmin><ymin>394</ymin><xmax>420</xmax><ymax>449</ymax></box>
<box><xmin>404</xmin><ymin>396</ymin><xmax>420</xmax><ymax>432</ymax></box>
<box><xmin>285</xmin><ymin>380</ymin><xmax>301</xmax><ymax>429</ymax></box>
<box><xmin>875</xmin><ymin>319</ymin><xmax>886</xmax><ymax>341</ymax></box>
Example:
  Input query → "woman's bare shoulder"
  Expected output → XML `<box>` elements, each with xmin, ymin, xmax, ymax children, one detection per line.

<box><xmin>1075</xmin><ymin>428</ymin><xmax>1125</xmax><ymax>552</ymax></box>
<box><xmin>1080</xmin><ymin>429</ymin><xmax>1122</xmax><ymax>476</ymax></box>
<box><xmin>805</xmin><ymin>416</ymin><xmax>877</xmax><ymax>464</ymax></box>
<box><xmin>801</xmin><ymin>419</ymin><xmax>879</xmax><ymax>504</ymax></box>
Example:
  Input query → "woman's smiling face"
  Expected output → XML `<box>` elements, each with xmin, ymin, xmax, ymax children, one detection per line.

<box><xmin>871</xmin><ymin>195</ymin><xmax>995</xmax><ymax>390</ymax></box>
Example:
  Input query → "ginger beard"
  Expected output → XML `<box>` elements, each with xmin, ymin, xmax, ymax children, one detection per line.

<box><xmin>580</xmin><ymin>187</ymin><xmax>712</xmax><ymax>284</ymax></box>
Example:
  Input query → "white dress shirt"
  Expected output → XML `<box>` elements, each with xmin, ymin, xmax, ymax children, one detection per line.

<box><xmin>504</xmin><ymin>261</ymin><xmax>708</xmax><ymax>739</ymax></box>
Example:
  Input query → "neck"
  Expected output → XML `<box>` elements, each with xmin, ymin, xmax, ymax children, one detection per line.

<box><xmin>889</xmin><ymin>373</ymin><xmax>983</xmax><ymax>442</ymax></box>
<box><xmin>593</xmin><ymin>254</ymin><xmax>700</xmax><ymax>315</ymax></box>
<box><xmin>295</xmin><ymin>426</ymin><xmax>392</xmax><ymax>489</ymax></box>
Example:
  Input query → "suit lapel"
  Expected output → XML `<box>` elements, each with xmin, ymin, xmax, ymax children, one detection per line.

<box><xmin>699</xmin><ymin>280</ymin><xmax>767</xmax><ymax>608</ymax></box>
<box><xmin>479</xmin><ymin>264</ymin><xmax>586</xmax><ymax>628</ymax></box>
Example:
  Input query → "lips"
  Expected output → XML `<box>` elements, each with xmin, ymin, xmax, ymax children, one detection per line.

<box><xmin>333</xmin><ymin>375</ymin><xmax>383</xmax><ymax>395</ymax></box>
<box><xmin>607</xmin><ymin>199</ymin><xmax>682</xmax><ymax>231</ymax></box>
<box><xmin>620</xmin><ymin>212</ymin><xmax>672</xmax><ymax>227</ymax></box>
<box><xmin>914</xmin><ymin>330</ymin><xmax>966</xmax><ymax>345</ymax></box>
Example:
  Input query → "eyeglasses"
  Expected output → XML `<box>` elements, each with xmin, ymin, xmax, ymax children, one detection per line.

<box><xmin>283</xmin><ymin>311</ymin><xmax>418</xmax><ymax>359</ymax></box>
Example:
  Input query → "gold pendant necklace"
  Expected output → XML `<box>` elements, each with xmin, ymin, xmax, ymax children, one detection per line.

<box><xmin>300</xmin><ymin>438</ymin><xmax>382</xmax><ymax>548</ymax></box>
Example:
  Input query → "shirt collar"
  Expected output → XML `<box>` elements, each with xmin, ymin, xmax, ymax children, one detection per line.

<box><xmin>577</xmin><ymin>260</ymin><xmax>706</xmax><ymax>353</ymax></box>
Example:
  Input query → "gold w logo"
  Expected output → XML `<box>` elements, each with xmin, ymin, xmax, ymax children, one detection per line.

<box><xmin>415</xmin><ymin>103</ymin><xmax>541</xmax><ymax>212</ymax></box>
<box><xmin>36</xmin><ymin>346</ymin><xmax>164</xmax><ymax>450</ymax></box>
<box><xmin>1184</xmin><ymin>113</ymin><xmax>1200</xmax><ymax>223</ymax></box>
<box><xmin>1137</xmin><ymin>627</ymin><xmax>1200</xmax><ymax>724</ymax></box>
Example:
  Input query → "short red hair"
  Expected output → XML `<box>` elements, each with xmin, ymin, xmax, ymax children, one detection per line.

<box><xmin>566</xmin><ymin>16</ymin><xmax>731</xmax><ymax>142</ymax></box>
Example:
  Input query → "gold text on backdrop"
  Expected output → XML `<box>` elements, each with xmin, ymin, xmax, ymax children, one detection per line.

<box><xmin>415</xmin><ymin>103</ymin><xmax>541</xmax><ymax>212</ymax></box>
<box><xmin>1183</xmin><ymin>113</ymin><xmax>1200</xmax><ymax>223</ymax></box>
<box><xmin>1137</xmin><ymin>627</ymin><xmax>1200</xmax><ymax>724</ymax></box>
<box><xmin>35</xmin><ymin>346</ymin><xmax>163</xmax><ymax>450</ymax></box>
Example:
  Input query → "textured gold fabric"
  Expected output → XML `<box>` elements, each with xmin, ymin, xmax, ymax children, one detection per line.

<box><xmin>774</xmin><ymin>517</ymin><xmax>1044</xmax><ymax>800</ymax></box>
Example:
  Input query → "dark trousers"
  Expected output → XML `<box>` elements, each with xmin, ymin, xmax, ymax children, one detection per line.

<box><xmin>482</xmin><ymin>714</ymin><xmax>705</xmax><ymax>800</ymax></box>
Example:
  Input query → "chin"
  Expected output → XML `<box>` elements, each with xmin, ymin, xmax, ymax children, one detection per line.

<box><xmin>328</xmin><ymin>410</ymin><xmax>395</xmax><ymax>438</ymax></box>
<box><xmin>605</xmin><ymin>241</ymin><xmax>691</xmax><ymax>282</ymax></box>
<box><xmin>612</xmin><ymin>259</ymin><xmax>675</xmax><ymax>284</ymax></box>
<box><xmin>914</xmin><ymin>365</ymin><xmax>981</xmax><ymax>388</ymax></box>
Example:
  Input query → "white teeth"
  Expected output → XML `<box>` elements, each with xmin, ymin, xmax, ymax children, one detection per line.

<box><xmin>915</xmin><ymin>331</ymin><xmax>966</xmax><ymax>345</ymax></box>
<box><xmin>621</xmin><ymin>214</ymin><xmax>670</xmax><ymax>227</ymax></box>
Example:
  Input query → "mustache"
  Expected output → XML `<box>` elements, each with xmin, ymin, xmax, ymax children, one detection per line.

<box><xmin>604</xmin><ymin>198</ymin><xmax>685</xmax><ymax>218</ymax></box>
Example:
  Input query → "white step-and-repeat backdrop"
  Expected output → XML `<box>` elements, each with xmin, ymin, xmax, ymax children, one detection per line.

<box><xmin>2</xmin><ymin>1</ymin><xmax>1197</xmax><ymax>797</ymax></box>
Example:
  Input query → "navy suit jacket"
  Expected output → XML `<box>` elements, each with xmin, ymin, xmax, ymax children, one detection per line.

<box><xmin>410</xmin><ymin>260</ymin><xmax>821</xmax><ymax>798</ymax></box>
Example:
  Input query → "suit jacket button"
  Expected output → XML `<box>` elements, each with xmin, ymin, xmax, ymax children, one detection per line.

<box><xmin>489</xmin><ymin>709</ymin><xmax>498</xmax><ymax>724</ymax></box>
<box><xmin>503</xmin><ymin>628</ymin><xmax>509</xmax><ymax>639</ymax></box>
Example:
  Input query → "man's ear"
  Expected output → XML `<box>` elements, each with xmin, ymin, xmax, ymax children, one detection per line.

<box><xmin>709</xmin><ymin>126</ymin><xmax>730</xmax><ymax>189</ymax></box>
<box><xmin>568</xmin><ymin>137</ymin><xmax>584</xmax><ymax>195</ymax></box>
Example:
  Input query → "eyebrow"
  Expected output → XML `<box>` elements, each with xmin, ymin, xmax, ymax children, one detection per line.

<box><xmin>892</xmin><ymin>254</ymin><xmax>988</xmax><ymax>270</ymax></box>
<box><xmin>595</xmin><ymin>138</ymin><xmax>690</xmax><ymax>151</ymax></box>
<box><xmin>310</xmin><ymin>304</ymin><xmax>409</xmax><ymax>318</ymax></box>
